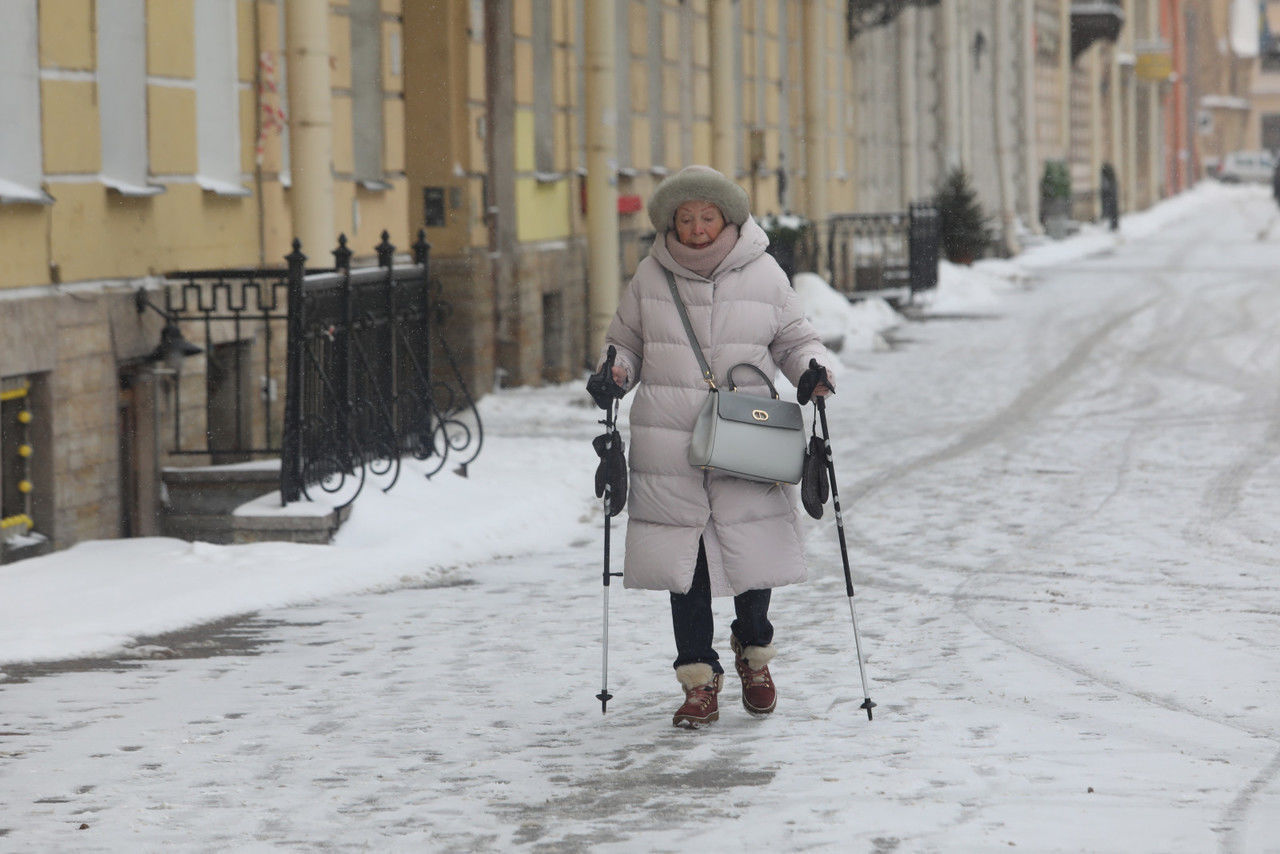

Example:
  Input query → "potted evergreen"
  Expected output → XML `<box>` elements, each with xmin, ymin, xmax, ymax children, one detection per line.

<box><xmin>759</xmin><ymin>213</ymin><xmax>813</xmax><ymax>279</ymax></box>
<box><xmin>933</xmin><ymin>167</ymin><xmax>992</xmax><ymax>265</ymax></box>
<box><xmin>1039</xmin><ymin>159</ymin><xmax>1072</xmax><ymax>238</ymax></box>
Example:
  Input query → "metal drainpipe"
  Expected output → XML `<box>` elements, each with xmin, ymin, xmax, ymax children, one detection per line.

<box><xmin>1110</xmin><ymin>39</ymin><xmax>1124</xmax><ymax>209</ymax></box>
<box><xmin>940</xmin><ymin>0</ymin><xmax>962</xmax><ymax>170</ymax></box>
<box><xmin>710</xmin><ymin>0</ymin><xmax>736</xmax><ymax>178</ymax></box>
<box><xmin>1124</xmin><ymin>0</ymin><xmax>1138</xmax><ymax>214</ymax></box>
<box><xmin>1061</xmin><ymin>0</ymin><xmax>1072</xmax><ymax>158</ymax></box>
<box><xmin>803</xmin><ymin>0</ymin><xmax>827</xmax><ymax>274</ymax></box>
<box><xmin>898</xmin><ymin>8</ymin><xmax>919</xmax><ymax>205</ymax></box>
<box><xmin>1090</xmin><ymin>47</ymin><xmax>1104</xmax><ymax>218</ymax></box>
<box><xmin>585</xmin><ymin>0</ymin><xmax>620</xmax><ymax>360</ymax></box>
<box><xmin>284</xmin><ymin>0</ymin><xmax>335</xmax><ymax>260</ymax></box>
<box><xmin>994</xmin><ymin>0</ymin><xmax>1020</xmax><ymax>254</ymax></box>
<box><xmin>1021</xmin><ymin>0</ymin><xmax>1042</xmax><ymax>232</ymax></box>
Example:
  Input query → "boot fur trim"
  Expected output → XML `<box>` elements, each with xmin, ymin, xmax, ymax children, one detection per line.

<box><xmin>675</xmin><ymin>663</ymin><xmax>717</xmax><ymax>690</ymax></box>
<box><xmin>731</xmin><ymin>636</ymin><xmax>777</xmax><ymax>671</ymax></box>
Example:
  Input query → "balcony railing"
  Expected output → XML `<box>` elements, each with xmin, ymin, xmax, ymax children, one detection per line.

<box><xmin>1071</xmin><ymin>1</ymin><xmax>1124</xmax><ymax>60</ymax></box>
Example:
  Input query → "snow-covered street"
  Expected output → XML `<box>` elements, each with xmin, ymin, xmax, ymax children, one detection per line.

<box><xmin>3</xmin><ymin>184</ymin><xmax>1280</xmax><ymax>852</ymax></box>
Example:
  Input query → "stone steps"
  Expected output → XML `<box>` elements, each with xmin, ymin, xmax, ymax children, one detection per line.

<box><xmin>160</xmin><ymin>462</ymin><xmax>349</xmax><ymax>545</ymax></box>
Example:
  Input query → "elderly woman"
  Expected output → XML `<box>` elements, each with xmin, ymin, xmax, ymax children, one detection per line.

<box><xmin>596</xmin><ymin>165</ymin><xmax>832</xmax><ymax>728</ymax></box>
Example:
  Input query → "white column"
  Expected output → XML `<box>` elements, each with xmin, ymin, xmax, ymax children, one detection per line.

<box><xmin>285</xmin><ymin>0</ymin><xmax>335</xmax><ymax>256</ymax></box>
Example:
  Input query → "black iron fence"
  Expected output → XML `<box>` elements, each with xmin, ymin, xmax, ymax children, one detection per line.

<box><xmin>824</xmin><ymin>202</ymin><xmax>939</xmax><ymax>302</ymax></box>
<box><xmin>160</xmin><ymin>231</ymin><xmax>482</xmax><ymax>509</ymax></box>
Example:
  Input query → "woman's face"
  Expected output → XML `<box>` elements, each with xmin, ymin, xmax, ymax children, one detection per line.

<box><xmin>673</xmin><ymin>200</ymin><xmax>726</xmax><ymax>248</ymax></box>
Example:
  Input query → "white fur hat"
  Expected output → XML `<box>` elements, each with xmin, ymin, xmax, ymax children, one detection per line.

<box><xmin>647</xmin><ymin>165</ymin><xmax>751</xmax><ymax>233</ymax></box>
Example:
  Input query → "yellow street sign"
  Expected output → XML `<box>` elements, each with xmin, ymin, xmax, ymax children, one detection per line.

<box><xmin>1136</xmin><ymin>51</ymin><xmax>1172</xmax><ymax>82</ymax></box>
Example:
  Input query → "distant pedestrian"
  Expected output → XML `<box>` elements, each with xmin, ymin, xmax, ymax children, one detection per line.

<box><xmin>587</xmin><ymin>165</ymin><xmax>833</xmax><ymax>728</ymax></box>
<box><xmin>1100</xmin><ymin>163</ymin><xmax>1119</xmax><ymax>232</ymax></box>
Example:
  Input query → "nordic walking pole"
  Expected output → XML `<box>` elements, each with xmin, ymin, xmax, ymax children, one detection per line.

<box><xmin>597</xmin><ymin>396</ymin><xmax>621</xmax><ymax>713</ymax></box>
<box><xmin>596</xmin><ymin>407</ymin><xmax>616</xmax><ymax>717</ymax></box>
<box><xmin>812</xmin><ymin>367</ymin><xmax>876</xmax><ymax>721</ymax></box>
<box><xmin>588</xmin><ymin>346</ymin><xmax>626</xmax><ymax>713</ymax></box>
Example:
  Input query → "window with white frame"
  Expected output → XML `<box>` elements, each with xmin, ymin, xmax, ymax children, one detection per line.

<box><xmin>614</xmin><ymin>0</ymin><xmax>631</xmax><ymax>171</ymax></box>
<box><xmin>275</xmin><ymin>0</ymin><xmax>291</xmax><ymax>185</ymax></box>
<box><xmin>532</xmin><ymin>0</ymin><xmax>555</xmax><ymax>176</ymax></box>
<box><xmin>350</xmin><ymin>0</ymin><xmax>388</xmax><ymax>189</ymax></box>
<box><xmin>195</xmin><ymin>0</ymin><xmax>248</xmax><ymax>195</ymax></box>
<box><xmin>0</xmin><ymin>1</ymin><xmax>51</xmax><ymax>204</ymax></box>
<box><xmin>98</xmin><ymin>0</ymin><xmax>162</xmax><ymax>195</ymax></box>
<box><xmin>647</xmin><ymin>0</ymin><xmax>665</xmax><ymax>171</ymax></box>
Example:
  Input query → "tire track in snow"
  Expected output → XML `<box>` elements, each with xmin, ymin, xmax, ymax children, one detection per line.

<box><xmin>840</xmin><ymin>295</ymin><xmax>1159</xmax><ymax>508</ymax></box>
<box><xmin>842</xmin><ymin>236</ymin><xmax>1280</xmax><ymax>847</ymax></box>
<box><xmin>1218</xmin><ymin>746</ymin><xmax>1280</xmax><ymax>854</ymax></box>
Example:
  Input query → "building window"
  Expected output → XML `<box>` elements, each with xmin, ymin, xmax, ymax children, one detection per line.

<box><xmin>615</xmin><ymin>0</ymin><xmax>632</xmax><ymax>170</ymax></box>
<box><xmin>1262</xmin><ymin>114</ymin><xmax>1280</xmax><ymax>152</ymax></box>
<box><xmin>574</xmin><ymin>0</ymin><xmax>586</xmax><ymax>173</ymax></box>
<box><xmin>647</xmin><ymin>0</ymin><xmax>665</xmax><ymax>170</ymax></box>
<box><xmin>195</xmin><ymin>0</ymin><xmax>248</xmax><ymax>195</ymax></box>
<box><xmin>350</xmin><ymin>0</ymin><xmax>388</xmax><ymax>189</ymax></box>
<box><xmin>1264</xmin><ymin>1</ymin><xmax>1280</xmax><ymax>73</ymax></box>
<box><xmin>0</xmin><ymin>1</ymin><xmax>51</xmax><ymax>204</ymax></box>
<box><xmin>98</xmin><ymin>0</ymin><xmax>162</xmax><ymax>196</ymax></box>
<box><xmin>1</xmin><ymin>377</ymin><xmax>46</xmax><ymax>559</ymax></box>
<box><xmin>533</xmin><ymin>0</ymin><xmax>555</xmax><ymax>175</ymax></box>
<box><xmin>678</xmin><ymin>1</ymin><xmax>694</xmax><ymax>165</ymax></box>
<box><xmin>274</xmin><ymin>0</ymin><xmax>292</xmax><ymax>185</ymax></box>
<box><xmin>732</xmin><ymin>6</ymin><xmax>744</xmax><ymax>175</ymax></box>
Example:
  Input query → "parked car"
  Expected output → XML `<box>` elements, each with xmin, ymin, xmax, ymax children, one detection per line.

<box><xmin>1217</xmin><ymin>150</ymin><xmax>1276</xmax><ymax>184</ymax></box>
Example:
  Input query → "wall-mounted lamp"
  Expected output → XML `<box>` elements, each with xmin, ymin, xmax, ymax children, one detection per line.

<box><xmin>135</xmin><ymin>288</ymin><xmax>203</xmax><ymax>374</ymax></box>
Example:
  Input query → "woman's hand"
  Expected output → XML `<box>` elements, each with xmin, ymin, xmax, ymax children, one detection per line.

<box><xmin>612</xmin><ymin>365</ymin><xmax>628</xmax><ymax>387</ymax></box>
<box><xmin>796</xmin><ymin>361</ymin><xmax>834</xmax><ymax>404</ymax></box>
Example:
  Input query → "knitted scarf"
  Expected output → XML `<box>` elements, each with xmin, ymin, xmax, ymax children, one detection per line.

<box><xmin>665</xmin><ymin>224</ymin><xmax>740</xmax><ymax>280</ymax></box>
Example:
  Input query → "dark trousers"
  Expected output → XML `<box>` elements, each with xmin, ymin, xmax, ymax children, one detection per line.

<box><xmin>671</xmin><ymin>540</ymin><xmax>773</xmax><ymax>674</ymax></box>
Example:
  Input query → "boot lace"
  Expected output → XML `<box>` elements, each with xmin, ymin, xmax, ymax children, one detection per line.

<box><xmin>685</xmin><ymin>683</ymin><xmax>717</xmax><ymax>710</ymax></box>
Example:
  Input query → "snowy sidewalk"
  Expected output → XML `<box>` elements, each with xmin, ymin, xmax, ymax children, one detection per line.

<box><xmin>2</xmin><ymin>183</ymin><xmax>1279</xmax><ymax>851</ymax></box>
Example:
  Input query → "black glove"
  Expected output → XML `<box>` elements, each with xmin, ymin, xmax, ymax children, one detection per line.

<box><xmin>593</xmin><ymin>430</ymin><xmax>628</xmax><ymax>517</ymax></box>
<box><xmin>796</xmin><ymin>359</ymin><xmax>834</xmax><ymax>405</ymax></box>
<box><xmin>587</xmin><ymin>345</ymin><xmax>626</xmax><ymax>410</ymax></box>
<box><xmin>801</xmin><ymin>434</ymin><xmax>829</xmax><ymax>519</ymax></box>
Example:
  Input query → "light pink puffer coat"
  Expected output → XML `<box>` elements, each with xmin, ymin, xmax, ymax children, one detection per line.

<box><xmin>603</xmin><ymin>216</ymin><xmax>831</xmax><ymax>597</ymax></box>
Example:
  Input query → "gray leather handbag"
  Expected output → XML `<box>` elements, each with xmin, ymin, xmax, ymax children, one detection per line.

<box><xmin>664</xmin><ymin>270</ymin><xmax>806</xmax><ymax>485</ymax></box>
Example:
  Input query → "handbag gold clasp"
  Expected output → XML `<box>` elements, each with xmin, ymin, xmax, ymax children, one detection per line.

<box><xmin>751</xmin><ymin>409</ymin><xmax>769</xmax><ymax>422</ymax></box>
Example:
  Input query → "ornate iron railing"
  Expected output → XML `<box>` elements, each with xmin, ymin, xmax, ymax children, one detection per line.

<box><xmin>825</xmin><ymin>202</ymin><xmax>939</xmax><ymax>301</ymax></box>
<box><xmin>160</xmin><ymin>231</ymin><xmax>482</xmax><ymax>510</ymax></box>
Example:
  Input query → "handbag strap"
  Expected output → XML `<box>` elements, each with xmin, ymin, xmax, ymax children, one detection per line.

<box><xmin>663</xmin><ymin>268</ymin><xmax>717</xmax><ymax>389</ymax></box>
<box><xmin>726</xmin><ymin>363</ymin><xmax>780</xmax><ymax>399</ymax></box>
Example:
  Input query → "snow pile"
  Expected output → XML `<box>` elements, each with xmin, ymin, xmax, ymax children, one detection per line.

<box><xmin>922</xmin><ymin>259</ymin><xmax>1017</xmax><ymax>313</ymax></box>
<box><xmin>0</xmin><ymin>388</ymin><xmax>600</xmax><ymax>666</ymax></box>
<box><xmin>792</xmin><ymin>271</ymin><xmax>901</xmax><ymax>355</ymax></box>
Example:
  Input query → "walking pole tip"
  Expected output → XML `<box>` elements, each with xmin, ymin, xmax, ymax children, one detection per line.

<box><xmin>597</xmin><ymin>691</ymin><xmax>613</xmax><ymax>714</ymax></box>
<box><xmin>861</xmin><ymin>697</ymin><xmax>876</xmax><ymax>721</ymax></box>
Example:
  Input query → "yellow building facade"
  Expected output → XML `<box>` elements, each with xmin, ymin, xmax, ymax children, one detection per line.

<box><xmin>0</xmin><ymin>0</ymin><xmax>408</xmax><ymax>560</ymax></box>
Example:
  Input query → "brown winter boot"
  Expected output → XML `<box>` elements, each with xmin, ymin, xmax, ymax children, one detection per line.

<box><xmin>672</xmin><ymin>663</ymin><xmax>723</xmax><ymax>728</ymax></box>
<box><xmin>730</xmin><ymin>634</ymin><xmax>777</xmax><ymax>715</ymax></box>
